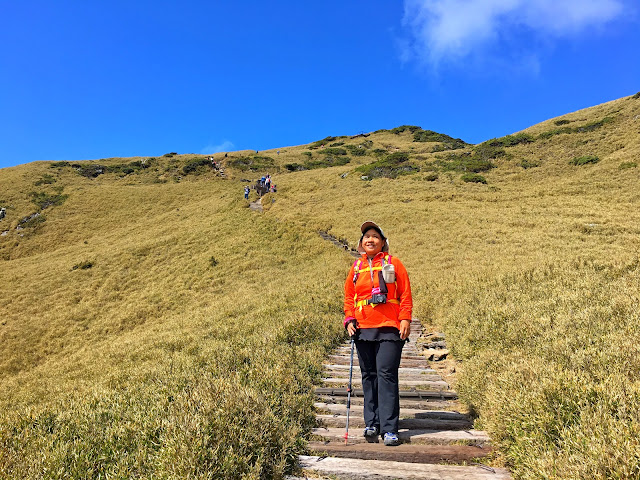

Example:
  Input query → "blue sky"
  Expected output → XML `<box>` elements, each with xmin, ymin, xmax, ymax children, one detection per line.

<box><xmin>1</xmin><ymin>0</ymin><xmax>638</xmax><ymax>168</ymax></box>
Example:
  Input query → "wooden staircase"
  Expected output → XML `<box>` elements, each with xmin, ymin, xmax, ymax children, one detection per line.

<box><xmin>295</xmin><ymin>319</ymin><xmax>511</xmax><ymax>480</ymax></box>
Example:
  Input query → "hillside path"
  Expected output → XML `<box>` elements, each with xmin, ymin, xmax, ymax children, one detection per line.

<box><xmin>249</xmin><ymin>197</ymin><xmax>263</xmax><ymax>212</ymax></box>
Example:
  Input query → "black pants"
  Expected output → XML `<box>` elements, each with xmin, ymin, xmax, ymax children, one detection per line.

<box><xmin>355</xmin><ymin>340</ymin><xmax>404</xmax><ymax>435</ymax></box>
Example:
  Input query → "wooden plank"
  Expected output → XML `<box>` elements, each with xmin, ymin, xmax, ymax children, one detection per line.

<box><xmin>312</xmin><ymin>427</ymin><xmax>490</xmax><ymax>446</ymax></box>
<box><xmin>314</xmin><ymin>387</ymin><xmax>458</xmax><ymax>400</ymax></box>
<box><xmin>327</xmin><ymin>356</ymin><xmax>433</xmax><ymax>368</ymax></box>
<box><xmin>315</xmin><ymin>395</ymin><xmax>455</xmax><ymax>410</ymax></box>
<box><xmin>307</xmin><ymin>442</ymin><xmax>492</xmax><ymax>464</ymax></box>
<box><xmin>323</xmin><ymin>364</ymin><xmax>437</xmax><ymax>375</ymax></box>
<box><xmin>316</xmin><ymin>414</ymin><xmax>472</xmax><ymax>430</ymax></box>
<box><xmin>322</xmin><ymin>377</ymin><xmax>450</xmax><ymax>390</ymax></box>
<box><xmin>314</xmin><ymin>403</ymin><xmax>470</xmax><ymax>421</ymax></box>
<box><xmin>323</xmin><ymin>371</ymin><xmax>445</xmax><ymax>382</ymax></box>
<box><xmin>298</xmin><ymin>455</ymin><xmax>512</xmax><ymax>480</ymax></box>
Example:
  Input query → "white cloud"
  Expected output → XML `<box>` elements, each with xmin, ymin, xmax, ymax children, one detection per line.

<box><xmin>402</xmin><ymin>0</ymin><xmax>627</xmax><ymax>67</ymax></box>
<box><xmin>200</xmin><ymin>140</ymin><xmax>235</xmax><ymax>154</ymax></box>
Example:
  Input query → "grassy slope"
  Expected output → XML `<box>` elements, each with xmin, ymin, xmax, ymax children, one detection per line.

<box><xmin>1</xmin><ymin>93</ymin><xmax>639</xmax><ymax>478</ymax></box>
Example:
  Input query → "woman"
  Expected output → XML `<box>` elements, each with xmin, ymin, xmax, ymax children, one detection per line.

<box><xmin>343</xmin><ymin>221</ymin><xmax>412</xmax><ymax>446</ymax></box>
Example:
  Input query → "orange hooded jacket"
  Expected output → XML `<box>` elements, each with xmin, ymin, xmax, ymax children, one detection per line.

<box><xmin>343</xmin><ymin>252</ymin><xmax>412</xmax><ymax>330</ymax></box>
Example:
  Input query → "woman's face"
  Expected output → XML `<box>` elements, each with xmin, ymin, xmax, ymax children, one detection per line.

<box><xmin>362</xmin><ymin>228</ymin><xmax>384</xmax><ymax>256</ymax></box>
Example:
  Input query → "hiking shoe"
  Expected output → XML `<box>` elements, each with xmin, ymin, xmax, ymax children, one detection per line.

<box><xmin>383</xmin><ymin>432</ymin><xmax>400</xmax><ymax>446</ymax></box>
<box><xmin>363</xmin><ymin>426</ymin><xmax>379</xmax><ymax>442</ymax></box>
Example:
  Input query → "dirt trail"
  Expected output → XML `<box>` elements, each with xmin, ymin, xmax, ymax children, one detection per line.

<box><xmin>249</xmin><ymin>197</ymin><xmax>263</xmax><ymax>212</ymax></box>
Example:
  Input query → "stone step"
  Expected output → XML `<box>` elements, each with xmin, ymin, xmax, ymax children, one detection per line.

<box><xmin>314</xmin><ymin>387</ymin><xmax>458</xmax><ymax>400</ymax></box>
<box><xmin>322</xmin><ymin>377</ymin><xmax>450</xmax><ymax>390</ymax></box>
<box><xmin>307</xmin><ymin>442</ymin><xmax>493</xmax><ymax>465</ymax></box>
<box><xmin>314</xmin><ymin>403</ymin><xmax>469</xmax><ymax>422</ymax></box>
<box><xmin>323</xmin><ymin>364</ymin><xmax>436</xmax><ymax>375</ymax></box>
<box><xmin>297</xmin><ymin>455</ymin><xmax>511</xmax><ymax>479</ymax></box>
<box><xmin>316</xmin><ymin>414</ymin><xmax>471</xmax><ymax>430</ymax></box>
<box><xmin>312</xmin><ymin>427</ymin><xmax>490</xmax><ymax>446</ymax></box>
<box><xmin>316</xmin><ymin>395</ymin><xmax>455</xmax><ymax>410</ymax></box>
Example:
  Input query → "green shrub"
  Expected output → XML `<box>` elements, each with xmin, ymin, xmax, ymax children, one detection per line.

<box><xmin>486</xmin><ymin>133</ymin><xmax>534</xmax><ymax>147</ymax></box>
<box><xmin>435</xmin><ymin>153</ymin><xmax>495</xmax><ymax>173</ymax></box>
<box><xmin>209</xmin><ymin>256</ymin><xmax>218</xmax><ymax>268</ymax></box>
<box><xmin>105</xmin><ymin>159</ymin><xmax>154</xmax><ymax>176</ymax></box>
<box><xmin>538</xmin><ymin>127</ymin><xmax>573</xmax><ymax>139</ymax></box>
<box><xmin>308</xmin><ymin>136</ymin><xmax>336</xmax><ymax>150</ymax></box>
<box><xmin>618</xmin><ymin>162</ymin><xmax>637</xmax><ymax>170</ymax></box>
<box><xmin>424</xmin><ymin>172</ymin><xmax>439</xmax><ymax>181</ymax></box>
<box><xmin>163</xmin><ymin>152</ymin><xmax>178</xmax><ymax>157</ymax></box>
<box><xmin>390</xmin><ymin>125</ymin><xmax>422</xmax><ymax>134</ymax></box>
<box><xmin>72</xmin><ymin>260</ymin><xmax>94</xmax><ymax>270</ymax></box>
<box><xmin>49</xmin><ymin>161</ymin><xmax>71</xmax><ymax>168</ymax></box>
<box><xmin>569</xmin><ymin>155</ymin><xmax>599</xmax><ymax>166</ymax></box>
<box><xmin>329</xmin><ymin>142</ymin><xmax>344</xmax><ymax>147</ymax></box>
<box><xmin>575</xmin><ymin>117</ymin><xmax>613</xmax><ymax>133</ymax></box>
<box><xmin>413</xmin><ymin>130</ymin><xmax>470</xmax><ymax>150</ymax></box>
<box><xmin>539</xmin><ymin>117</ymin><xmax>614</xmax><ymax>139</ymax></box>
<box><xmin>34</xmin><ymin>174</ymin><xmax>57</xmax><ymax>186</ymax></box>
<box><xmin>473</xmin><ymin>144</ymin><xmax>507</xmax><ymax>160</ymax></box>
<box><xmin>345</xmin><ymin>145</ymin><xmax>367</xmax><ymax>156</ymax></box>
<box><xmin>519</xmin><ymin>159</ymin><xmax>540</xmax><ymax>169</ymax></box>
<box><xmin>320</xmin><ymin>148</ymin><xmax>347</xmax><ymax>156</ymax></box>
<box><xmin>72</xmin><ymin>164</ymin><xmax>106</xmax><ymax>178</ymax></box>
<box><xmin>356</xmin><ymin>152</ymin><xmax>418</xmax><ymax>179</ymax></box>
<box><xmin>18</xmin><ymin>213</ymin><xmax>46</xmax><ymax>228</ymax></box>
<box><xmin>284</xmin><ymin>163</ymin><xmax>304</xmax><ymax>172</ymax></box>
<box><xmin>182</xmin><ymin>157</ymin><xmax>211</xmax><ymax>175</ymax></box>
<box><xmin>302</xmin><ymin>152</ymin><xmax>312</xmax><ymax>158</ymax></box>
<box><xmin>30</xmin><ymin>190</ymin><xmax>68</xmax><ymax>210</ymax></box>
<box><xmin>632</xmin><ymin>91</ymin><xmax>640</xmax><ymax>99</ymax></box>
<box><xmin>461</xmin><ymin>173</ymin><xmax>487</xmax><ymax>184</ymax></box>
<box><xmin>228</xmin><ymin>156</ymin><xmax>277</xmax><ymax>172</ymax></box>
<box><xmin>555</xmin><ymin>119</ymin><xmax>571</xmax><ymax>125</ymax></box>
<box><xmin>372</xmin><ymin>148</ymin><xmax>387</xmax><ymax>156</ymax></box>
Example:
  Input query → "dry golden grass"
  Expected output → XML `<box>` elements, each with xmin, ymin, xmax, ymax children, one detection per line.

<box><xmin>1</xmin><ymin>93</ymin><xmax>639</xmax><ymax>478</ymax></box>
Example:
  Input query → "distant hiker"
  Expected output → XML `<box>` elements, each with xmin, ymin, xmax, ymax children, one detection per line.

<box><xmin>244</xmin><ymin>185</ymin><xmax>250</xmax><ymax>199</ymax></box>
<box><xmin>224</xmin><ymin>153</ymin><xmax>228</xmax><ymax>158</ymax></box>
<box><xmin>0</xmin><ymin>208</ymin><xmax>5</xmax><ymax>220</ymax></box>
<box><xmin>344</xmin><ymin>221</ymin><xmax>412</xmax><ymax>447</ymax></box>
<box><xmin>265</xmin><ymin>174</ymin><xmax>271</xmax><ymax>189</ymax></box>
<box><xmin>277</xmin><ymin>150</ymin><xmax>280</xmax><ymax>155</ymax></box>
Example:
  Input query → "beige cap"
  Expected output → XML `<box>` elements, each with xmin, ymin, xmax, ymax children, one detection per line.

<box><xmin>357</xmin><ymin>221</ymin><xmax>389</xmax><ymax>254</ymax></box>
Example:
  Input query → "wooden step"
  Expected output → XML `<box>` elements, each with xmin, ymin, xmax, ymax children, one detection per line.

<box><xmin>334</xmin><ymin>350</ymin><xmax>427</xmax><ymax>361</ymax></box>
<box><xmin>297</xmin><ymin>455</ymin><xmax>511</xmax><ymax>480</ymax></box>
<box><xmin>327</xmin><ymin>356</ymin><xmax>432</xmax><ymax>368</ymax></box>
<box><xmin>322</xmin><ymin>377</ymin><xmax>450</xmax><ymax>390</ymax></box>
<box><xmin>312</xmin><ymin>427</ymin><xmax>490</xmax><ymax>446</ymax></box>
<box><xmin>314</xmin><ymin>387</ymin><xmax>458</xmax><ymax>400</ymax></box>
<box><xmin>323</xmin><ymin>364</ymin><xmax>436</xmax><ymax>375</ymax></box>
<box><xmin>316</xmin><ymin>414</ymin><xmax>471</xmax><ymax>430</ymax></box>
<box><xmin>314</xmin><ymin>403</ymin><xmax>470</xmax><ymax>421</ymax></box>
<box><xmin>316</xmin><ymin>395</ymin><xmax>455</xmax><ymax>410</ymax></box>
<box><xmin>307</xmin><ymin>442</ymin><xmax>492</xmax><ymax>465</ymax></box>
<box><xmin>323</xmin><ymin>370</ymin><xmax>441</xmax><ymax>381</ymax></box>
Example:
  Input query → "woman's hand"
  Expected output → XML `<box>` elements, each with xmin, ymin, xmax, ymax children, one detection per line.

<box><xmin>399</xmin><ymin>320</ymin><xmax>411</xmax><ymax>340</ymax></box>
<box><xmin>346</xmin><ymin>322</ymin><xmax>357</xmax><ymax>337</ymax></box>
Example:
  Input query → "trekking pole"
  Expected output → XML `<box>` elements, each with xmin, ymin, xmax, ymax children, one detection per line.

<box><xmin>344</xmin><ymin>336</ymin><xmax>355</xmax><ymax>445</ymax></box>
